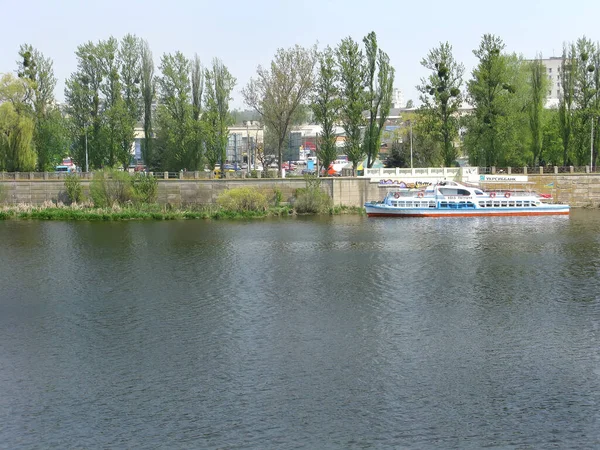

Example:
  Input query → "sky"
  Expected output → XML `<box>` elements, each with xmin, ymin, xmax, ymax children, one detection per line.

<box><xmin>1</xmin><ymin>0</ymin><xmax>600</xmax><ymax>109</ymax></box>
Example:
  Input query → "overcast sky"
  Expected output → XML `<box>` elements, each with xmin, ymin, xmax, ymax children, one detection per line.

<box><xmin>1</xmin><ymin>0</ymin><xmax>599</xmax><ymax>108</ymax></box>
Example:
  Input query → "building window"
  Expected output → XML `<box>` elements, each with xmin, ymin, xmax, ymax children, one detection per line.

<box><xmin>548</xmin><ymin>90</ymin><xmax>552</xmax><ymax>96</ymax></box>
<box><xmin>557</xmin><ymin>90</ymin><xmax>560</xmax><ymax>96</ymax></box>
<box><xmin>548</xmin><ymin>68</ymin><xmax>552</xmax><ymax>73</ymax></box>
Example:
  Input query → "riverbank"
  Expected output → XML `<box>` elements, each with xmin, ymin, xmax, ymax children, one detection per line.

<box><xmin>0</xmin><ymin>203</ymin><xmax>364</xmax><ymax>221</ymax></box>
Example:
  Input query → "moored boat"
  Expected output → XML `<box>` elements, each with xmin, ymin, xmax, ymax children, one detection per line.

<box><xmin>364</xmin><ymin>181</ymin><xmax>570</xmax><ymax>217</ymax></box>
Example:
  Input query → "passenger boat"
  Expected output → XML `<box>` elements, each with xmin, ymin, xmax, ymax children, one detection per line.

<box><xmin>364</xmin><ymin>181</ymin><xmax>570</xmax><ymax>217</ymax></box>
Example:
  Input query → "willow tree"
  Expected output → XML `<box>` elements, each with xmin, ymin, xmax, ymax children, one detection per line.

<box><xmin>417</xmin><ymin>42</ymin><xmax>464</xmax><ymax>167</ymax></box>
<box><xmin>336</xmin><ymin>37</ymin><xmax>366</xmax><ymax>173</ymax></box>
<box><xmin>0</xmin><ymin>74</ymin><xmax>36</xmax><ymax>171</ymax></box>
<box><xmin>311</xmin><ymin>46</ymin><xmax>341</xmax><ymax>175</ymax></box>
<box><xmin>362</xmin><ymin>32</ymin><xmax>395</xmax><ymax>169</ymax></box>
<box><xmin>243</xmin><ymin>44</ymin><xmax>316</xmax><ymax>177</ymax></box>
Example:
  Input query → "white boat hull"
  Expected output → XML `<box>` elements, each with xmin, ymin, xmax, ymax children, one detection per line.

<box><xmin>364</xmin><ymin>203</ymin><xmax>570</xmax><ymax>217</ymax></box>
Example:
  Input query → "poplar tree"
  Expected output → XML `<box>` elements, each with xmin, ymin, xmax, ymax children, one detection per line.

<box><xmin>417</xmin><ymin>42</ymin><xmax>464</xmax><ymax>167</ymax></box>
<box><xmin>336</xmin><ymin>37</ymin><xmax>366</xmax><ymax>173</ymax></box>
<box><xmin>362</xmin><ymin>32</ymin><xmax>395</xmax><ymax>169</ymax></box>
<box><xmin>311</xmin><ymin>46</ymin><xmax>341</xmax><ymax>175</ymax></box>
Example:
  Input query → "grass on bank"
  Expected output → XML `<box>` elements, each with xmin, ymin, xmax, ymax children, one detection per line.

<box><xmin>0</xmin><ymin>174</ymin><xmax>364</xmax><ymax>221</ymax></box>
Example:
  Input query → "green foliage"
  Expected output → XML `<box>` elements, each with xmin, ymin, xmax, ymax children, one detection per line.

<box><xmin>384</xmin><ymin>141</ymin><xmax>408</xmax><ymax>168</ymax></box>
<box><xmin>363</xmin><ymin>31</ymin><xmax>395</xmax><ymax>168</ymax></box>
<box><xmin>337</xmin><ymin>37</ymin><xmax>366</xmax><ymax>171</ymax></box>
<box><xmin>417</xmin><ymin>42</ymin><xmax>464</xmax><ymax>167</ymax></box>
<box><xmin>0</xmin><ymin>75</ymin><xmax>37</xmax><ymax>172</ymax></box>
<box><xmin>131</xmin><ymin>173</ymin><xmax>158</xmax><ymax>203</ymax></box>
<box><xmin>140</xmin><ymin>39</ymin><xmax>155</xmax><ymax>169</ymax></box>
<box><xmin>154</xmin><ymin>51</ymin><xmax>200</xmax><ymax>171</ymax></box>
<box><xmin>90</xmin><ymin>170</ymin><xmax>134</xmax><ymax>207</ymax></box>
<box><xmin>242</xmin><ymin>44</ymin><xmax>316</xmax><ymax>176</ymax></box>
<box><xmin>273</xmin><ymin>187</ymin><xmax>283</xmax><ymax>206</ymax></box>
<box><xmin>64</xmin><ymin>173</ymin><xmax>83</xmax><ymax>204</ymax></box>
<box><xmin>527</xmin><ymin>57</ymin><xmax>548</xmax><ymax>166</ymax></box>
<box><xmin>293</xmin><ymin>174</ymin><xmax>332</xmax><ymax>214</ymax></box>
<box><xmin>204</xmin><ymin>58</ymin><xmax>236</xmax><ymax>177</ymax></box>
<box><xmin>216</xmin><ymin>187</ymin><xmax>268</xmax><ymax>212</ymax></box>
<box><xmin>541</xmin><ymin>108</ymin><xmax>564</xmax><ymax>165</ymax></box>
<box><xmin>64</xmin><ymin>36</ymin><xmax>142</xmax><ymax>171</ymax></box>
<box><xmin>464</xmin><ymin>35</ymin><xmax>531</xmax><ymax>167</ymax></box>
<box><xmin>312</xmin><ymin>46</ymin><xmax>341</xmax><ymax>173</ymax></box>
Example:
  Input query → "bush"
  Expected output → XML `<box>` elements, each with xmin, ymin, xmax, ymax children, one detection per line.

<box><xmin>293</xmin><ymin>174</ymin><xmax>332</xmax><ymax>214</ymax></box>
<box><xmin>132</xmin><ymin>173</ymin><xmax>158</xmax><ymax>204</ymax></box>
<box><xmin>273</xmin><ymin>188</ymin><xmax>283</xmax><ymax>206</ymax></box>
<box><xmin>217</xmin><ymin>187</ymin><xmax>268</xmax><ymax>213</ymax></box>
<box><xmin>64</xmin><ymin>173</ymin><xmax>83</xmax><ymax>204</ymax></box>
<box><xmin>90</xmin><ymin>170</ymin><xmax>134</xmax><ymax>207</ymax></box>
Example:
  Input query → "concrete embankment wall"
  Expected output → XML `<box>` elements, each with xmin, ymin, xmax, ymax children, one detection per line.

<box><xmin>1</xmin><ymin>174</ymin><xmax>599</xmax><ymax>208</ymax></box>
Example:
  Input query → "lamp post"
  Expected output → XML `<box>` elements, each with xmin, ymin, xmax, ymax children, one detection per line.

<box><xmin>245</xmin><ymin>121</ymin><xmax>251</xmax><ymax>174</ymax></box>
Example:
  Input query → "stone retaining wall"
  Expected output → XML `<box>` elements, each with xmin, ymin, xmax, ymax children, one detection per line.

<box><xmin>1</xmin><ymin>174</ymin><xmax>599</xmax><ymax>208</ymax></box>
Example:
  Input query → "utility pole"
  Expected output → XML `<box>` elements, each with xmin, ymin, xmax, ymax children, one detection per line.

<box><xmin>85</xmin><ymin>124</ymin><xmax>89</xmax><ymax>173</ymax></box>
<box><xmin>591</xmin><ymin>116</ymin><xmax>594</xmax><ymax>171</ymax></box>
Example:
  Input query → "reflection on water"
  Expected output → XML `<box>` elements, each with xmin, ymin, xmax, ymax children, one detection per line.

<box><xmin>1</xmin><ymin>211</ymin><xmax>599</xmax><ymax>449</ymax></box>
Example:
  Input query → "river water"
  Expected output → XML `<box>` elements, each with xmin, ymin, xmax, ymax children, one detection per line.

<box><xmin>1</xmin><ymin>212</ymin><xmax>599</xmax><ymax>449</ymax></box>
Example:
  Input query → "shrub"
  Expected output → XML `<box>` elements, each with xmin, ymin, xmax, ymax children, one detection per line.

<box><xmin>90</xmin><ymin>170</ymin><xmax>134</xmax><ymax>207</ymax></box>
<box><xmin>64</xmin><ymin>173</ymin><xmax>83</xmax><ymax>204</ymax></box>
<box><xmin>217</xmin><ymin>187</ymin><xmax>268</xmax><ymax>213</ymax></box>
<box><xmin>293</xmin><ymin>174</ymin><xmax>332</xmax><ymax>214</ymax></box>
<box><xmin>273</xmin><ymin>188</ymin><xmax>283</xmax><ymax>206</ymax></box>
<box><xmin>132</xmin><ymin>173</ymin><xmax>158</xmax><ymax>204</ymax></box>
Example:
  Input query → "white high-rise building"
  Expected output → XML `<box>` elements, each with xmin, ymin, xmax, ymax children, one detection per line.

<box><xmin>391</xmin><ymin>88</ymin><xmax>404</xmax><ymax>109</ymax></box>
<box><xmin>537</xmin><ymin>57</ymin><xmax>563</xmax><ymax>108</ymax></box>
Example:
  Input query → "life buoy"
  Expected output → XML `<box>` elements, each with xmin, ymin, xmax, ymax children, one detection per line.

<box><xmin>504</xmin><ymin>192</ymin><xmax>511</xmax><ymax>198</ymax></box>
<box><xmin>490</xmin><ymin>192</ymin><xmax>496</xmax><ymax>198</ymax></box>
<box><xmin>394</xmin><ymin>192</ymin><xmax>400</xmax><ymax>199</ymax></box>
<box><xmin>417</xmin><ymin>192</ymin><xmax>424</xmax><ymax>198</ymax></box>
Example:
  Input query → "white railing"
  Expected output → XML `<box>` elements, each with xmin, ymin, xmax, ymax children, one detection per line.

<box><xmin>363</xmin><ymin>167</ymin><xmax>468</xmax><ymax>178</ymax></box>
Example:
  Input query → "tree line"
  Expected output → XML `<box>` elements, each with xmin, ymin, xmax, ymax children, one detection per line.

<box><xmin>392</xmin><ymin>34</ymin><xmax>600</xmax><ymax>169</ymax></box>
<box><xmin>2</xmin><ymin>33</ymin><xmax>599</xmax><ymax>175</ymax></box>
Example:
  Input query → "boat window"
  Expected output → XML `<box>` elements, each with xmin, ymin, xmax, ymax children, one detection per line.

<box><xmin>486</xmin><ymin>201</ymin><xmax>492</xmax><ymax>207</ymax></box>
<box><xmin>501</xmin><ymin>201</ymin><xmax>508</xmax><ymax>207</ymax></box>
<box><xmin>523</xmin><ymin>201</ymin><xmax>530</xmax><ymax>207</ymax></box>
<box><xmin>508</xmin><ymin>201</ymin><xmax>515</xmax><ymax>207</ymax></box>
<box><xmin>429</xmin><ymin>201</ymin><xmax>436</xmax><ymax>208</ymax></box>
<box><xmin>474</xmin><ymin>190</ymin><xmax>484</xmax><ymax>195</ymax></box>
<box><xmin>440</xmin><ymin>188</ymin><xmax>472</xmax><ymax>196</ymax></box>
<box><xmin>493</xmin><ymin>201</ymin><xmax>500</xmax><ymax>207</ymax></box>
<box><xmin>516</xmin><ymin>201</ymin><xmax>522</xmax><ymax>207</ymax></box>
<box><xmin>467</xmin><ymin>202</ymin><xmax>475</xmax><ymax>208</ymax></box>
<box><xmin>479</xmin><ymin>202</ymin><xmax>486</xmax><ymax>207</ymax></box>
